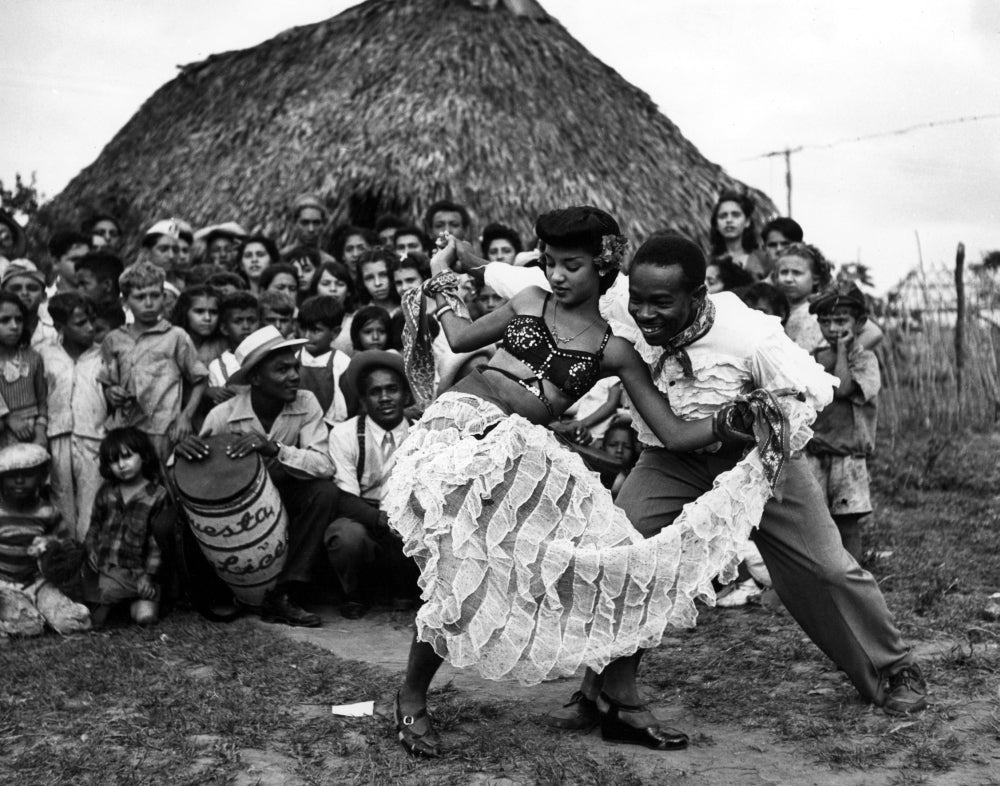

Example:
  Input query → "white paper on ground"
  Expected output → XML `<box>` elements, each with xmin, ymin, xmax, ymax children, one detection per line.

<box><xmin>330</xmin><ymin>701</ymin><xmax>374</xmax><ymax>717</ymax></box>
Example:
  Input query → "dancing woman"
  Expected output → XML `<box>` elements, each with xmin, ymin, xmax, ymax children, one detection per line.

<box><xmin>386</xmin><ymin>207</ymin><xmax>783</xmax><ymax>756</ymax></box>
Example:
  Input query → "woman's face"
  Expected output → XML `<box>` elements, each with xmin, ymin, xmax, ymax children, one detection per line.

<box><xmin>357</xmin><ymin>318</ymin><xmax>387</xmax><ymax>350</ymax></box>
<box><xmin>316</xmin><ymin>271</ymin><xmax>349</xmax><ymax>303</ymax></box>
<box><xmin>487</xmin><ymin>238</ymin><xmax>517</xmax><ymax>265</ymax></box>
<box><xmin>267</xmin><ymin>273</ymin><xmax>299</xmax><ymax>300</ymax></box>
<box><xmin>342</xmin><ymin>234</ymin><xmax>371</xmax><ymax>266</ymax></box>
<box><xmin>292</xmin><ymin>256</ymin><xmax>316</xmax><ymax>292</ymax></box>
<box><xmin>542</xmin><ymin>245</ymin><xmax>600</xmax><ymax>306</ymax></box>
<box><xmin>241</xmin><ymin>242</ymin><xmax>272</xmax><ymax>283</ymax></box>
<box><xmin>715</xmin><ymin>200</ymin><xmax>748</xmax><ymax>242</ymax></box>
<box><xmin>361</xmin><ymin>261</ymin><xmax>391</xmax><ymax>302</ymax></box>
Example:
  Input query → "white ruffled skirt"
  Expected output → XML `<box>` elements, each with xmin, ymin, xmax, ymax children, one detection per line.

<box><xmin>384</xmin><ymin>390</ymin><xmax>775</xmax><ymax>686</ymax></box>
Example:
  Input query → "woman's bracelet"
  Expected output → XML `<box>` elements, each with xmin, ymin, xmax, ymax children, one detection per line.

<box><xmin>435</xmin><ymin>304</ymin><xmax>454</xmax><ymax>319</ymax></box>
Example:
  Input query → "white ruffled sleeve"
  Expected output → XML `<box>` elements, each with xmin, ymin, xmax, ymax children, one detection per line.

<box><xmin>750</xmin><ymin>327</ymin><xmax>838</xmax><ymax>452</ymax></box>
<box><xmin>483</xmin><ymin>263</ymin><xmax>550</xmax><ymax>300</ymax></box>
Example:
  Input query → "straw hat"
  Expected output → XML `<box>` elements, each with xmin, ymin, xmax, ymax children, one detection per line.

<box><xmin>0</xmin><ymin>443</ymin><xmax>50</xmax><ymax>475</ymax></box>
<box><xmin>228</xmin><ymin>326</ymin><xmax>307</xmax><ymax>386</ymax></box>
<box><xmin>194</xmin><ymin>221</ymin><xmax>249</xmax><ymax>243</ymax></box>
<box><xmin>343</xmin><ymin>349</ymin><xmax>408</xmax><ymax>397</ymax></box>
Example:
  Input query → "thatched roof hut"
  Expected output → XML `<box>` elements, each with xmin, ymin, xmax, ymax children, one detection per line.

<box><xmin>38</xmin><ymin>0</ymin><xmax>775</xmax><ymax>253</ymax></box>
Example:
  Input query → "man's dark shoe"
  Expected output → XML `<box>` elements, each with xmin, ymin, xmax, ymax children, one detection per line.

<box><xmin>260</xmin><ymin>590</ymin><xmax>321</xmax><ymax>628</ymax></box>
<box><xmin>598</xmin><ymin>692</ymin><xmax>688</xmax><ymax>750</ymax></box>
<box><xmin>883</xmin><ymin>664</ymin><xmax>928</xmax><ymax>715</ymax></box>
<box><xmin>539</xmin><ymin>690</ymin><xmax>600</xmax><ymax>731</ymax></box>
<box><xmin>340</xmin><ymin>601</ymin><xmax>368</xmax><ymax>620</ymax></box>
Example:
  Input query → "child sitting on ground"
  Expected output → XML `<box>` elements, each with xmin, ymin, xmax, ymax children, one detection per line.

<box><xmin>296</xmin><ymin>295</ymin><xmax>350</xmax><ymax>425</ymax></box>
<box><xmin>99</xmin><ymin>262</ymin><xmax>208</xmax><ymax>461</ymax></box>
<box><xmin>38</xmin><ymin>292</ymin><xmax>106</xmax><ymax>541</ymax></box>
<box><xmin>0</xmin><ymin>443</ymin><xmax>90</xmax><ymax>636</ymax></box>
<box><xmin>600</xmin><ymin>417</ymin><xmax>638</xmax><ymax>498</ymax></box>
<box><xmin>83</xmin><ymin>427</ymin><xmax>167</xmax><ymax>627</ymax></box>
<box><xmin>0</xmin><ymin>291</ymin><xmax>47</xmax><ymax>448</ymax></box>
<box><xmin>207</xmin><ymin>291</ymin><xmax>260</xmax><ymax>403</ymax></box>
<box><xmin>806</xmin><ymin>282</ymin><xmax>881</xmax><ymax>562</ymax></box>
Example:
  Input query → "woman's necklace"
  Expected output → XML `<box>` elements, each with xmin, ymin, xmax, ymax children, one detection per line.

<box><xmin>550</xmin><ymin>300</ymin><xmax>600</xmax><ymax>344</ymax></box>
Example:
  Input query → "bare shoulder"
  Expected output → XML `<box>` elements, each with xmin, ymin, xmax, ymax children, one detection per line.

<box><xmin>508</xmin><ymin>286</ymin><xmax>548</xmax><ymax>313</ymax></box>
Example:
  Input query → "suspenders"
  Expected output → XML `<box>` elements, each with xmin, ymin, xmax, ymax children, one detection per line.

<box><xmin>354</xmin><ymin>416</ymin><xmax>411</xmax><ymax>487</ymax></box>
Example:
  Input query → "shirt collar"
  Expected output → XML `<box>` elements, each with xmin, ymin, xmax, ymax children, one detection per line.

<box><xmin>365</xmin><ymin>414</ymin><xmax>408</xmax><ymax>445</ymax></box>
<box><xmin>225</xmin><ymin>389</ymin><xmax>311</xmax><ymax>426</ymax></box>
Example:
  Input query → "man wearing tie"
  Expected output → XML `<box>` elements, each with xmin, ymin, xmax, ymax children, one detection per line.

<box><xmin>326</xmin><ymin>351</ymin><xmax>417</xmax><ymax>619</ymax></box>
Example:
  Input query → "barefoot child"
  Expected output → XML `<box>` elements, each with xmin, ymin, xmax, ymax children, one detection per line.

<box><xmin>0</xmin><ymin>292</ymin><xmax>47</xmax><ymax>447</ymax></box>
<box><xmin>806</xmin><ymin>282</ymin><xmax>881</xmax><ymax>561</ymax></box>
<box><xmin>83</xmin><ymin>428</ymin><xmax>167</xmax><ymax>627</ymax></box>
<box><xmin>38</xmin><ymin>292</ymin><xmax>106</xmax><ymax>540</ymax></box>
<box><xmin>0</xmin><ymin>443</ymin><xmax>90</xmax><ymax>635</ymax></box>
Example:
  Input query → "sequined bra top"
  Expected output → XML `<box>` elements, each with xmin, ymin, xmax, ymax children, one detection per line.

<box><xmin>484</xmin><ymin>294</ymin><xmax>611</xmax><ymax>416</ymax></box>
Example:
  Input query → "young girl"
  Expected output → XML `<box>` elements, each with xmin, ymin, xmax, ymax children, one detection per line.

<box><xmin>172</xmin><ymin>285</ymin><xmax>227</xmax><ymax>367</ymax></box>
<box><xmin>286</xmin><ymin>247</ymin><xmax>320</xmax><ymax>299</ymax></box>
<box><xmin>708</xmin><ymin>191</ymin><xmax>769</xmax><ymax>280</ymax></box>
<box><xmin>601</xmin><ymin>418</ymin><xmax>638</xmax><ymax>498</ymax></box>
<box><xmin>388</xmin><ymin>207</ymin><xmax>766</xmax><ymax>756</ymax></box>
<box><xmin>309</xmin><ymin>262</ymin><xmax>357</xmax><ymax>355</ymax></box>
<box><xmin>349</xmin><ymin>306</ymin><xmax>394</xmax><ymax>352</ymax></box>
<box><xmin>83</xmin><ymin>427</ymin><xmax>168</xmax><ymax>627</ymax></box>
<box><xmin>0</xmin><ymin>292</ymin><xmax>47</xmax><ymax>448</ymax></box>
<box><xmin>238</xmin><ymin>235</ymin><xmax>279</xmax><ymax>296</ymax></box>
<box><xmin>355</xmin><ymin>249</ymin><xmax>400</xmax><ymax>315</ymax></box>
<box><xmin>773</xmin><ymin>243</ymin><xmax>833</xmax><ymax>352</ymax></box>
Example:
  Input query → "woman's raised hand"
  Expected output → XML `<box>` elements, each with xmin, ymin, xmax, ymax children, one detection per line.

<box><xmin>430</xmin><ymin>234</ymin><xmax>458</xmax><ymax>276</ymax></box>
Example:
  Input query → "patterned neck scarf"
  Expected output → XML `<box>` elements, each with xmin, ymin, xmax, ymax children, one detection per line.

<box><xmin>651</xmin><ymin>294</ymin><xmax>716</xmax><ymax>379</ymax></box>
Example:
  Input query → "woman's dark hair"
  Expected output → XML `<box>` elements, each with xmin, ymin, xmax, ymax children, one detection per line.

<box><xmin>709</xmin><ymin>190</ymin><xmax>760</xmax><ymax>256</ymax></box>
<box><xmin>47</xmin><ymin>291</ymin><xmax>95</xmax><ymax>328</ymax></box>
<box><xmin>259</xmin><ymin>263</ymin><xmax>300</xmax><ymax>293</ymax></box>
<box><xmin>205</xmin><ymin>271</ymin><xmax>248</xmax><ymax>292</ymax></box>
<box><xmin>354</xmin><ymin>249</ymin><xmax>401</xmax><ymax>305</ymax></box>
<box><xmin>238</xmin><ymin>235</ymin><xmax>280</xmax><ymax>265</ymax></box>
<box><xmin>350</xmin><ymin>305</ymin><xmax>392</xmax><ymax>350</ymax></box>
<box><xmin>171</xmin><ymin>284</ymin><xmax>221</xmax><ymax>330</ymax></box>
<box><xmin>707</xmin><ymin>256</ymin><xmax>754</xmax><ymax>292</ymax></box>
<box><xmin>308</xmin><ymin>261</ymin><xmax>357</xmax><ymax>311</ymax></box>
<box><xmin>631</xmin><ymin>231</ymin><xmax>707</xmax><ymax>293</ymax></box>
<box><xmin>392</xmin><ymin>252</ymin><xmax>431</xmax><ymax>281</ymax></box>
<box><xmin>99</xmin><ymin>427</ymin><xmax>161</xmax><ymax>483</ymax></box>
<box><xmin>761</xmin><ymin>217</ymin><xmax>803</xmax><ymax>244</ymax></box>
<box><xmin>480</xmin><ymin>223</ymin><xmax>523</xmax><ymax>257</ymax></box>
<box><xmin>736</xmin><ymin>282</ymin><xmax>791</xmax><ymax>324</ymax></box>
<box><xmin>330</xmin><ymin>225</ymin><xmax>379</xmax><ymax>263</ymax></box>
<box><xmin>81</xmin><ymin>213</ymin><xmax>122</xmax><ymax>235</ymax></box>
<box><xmin>0</xmin><ymin>292</ymin><xmax>31</xmax><ymax>346</ymax></box>
<box><xmin>535</xmin><ymin>206</ymin><xmax>622</xmax><ymax>294</ymax></box>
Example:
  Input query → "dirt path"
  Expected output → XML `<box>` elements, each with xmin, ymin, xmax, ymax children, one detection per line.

<box><xmin>260</xmin><ymin>608</ymin><xmax>1000</xmax><ymax>786</ymax></box>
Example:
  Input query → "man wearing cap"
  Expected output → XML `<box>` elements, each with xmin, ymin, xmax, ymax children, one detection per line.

<box><xmin>282</xmin><ymin>195</ymin><xmax>335</xmax><ymax>264</ymax></box>
<box><xmin>175</xmin><ymin>326</ymin><xmax>338</xmax><ymax>627</ymax></box>
<box><xmin>325</xmin><ymin>350</ymin><xmax>417</xmax><ymax>619</ymax></box>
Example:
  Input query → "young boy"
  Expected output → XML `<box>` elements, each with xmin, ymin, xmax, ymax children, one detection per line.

<box><xmin>0</xmin><ymin>443</ymin><xmax>90</xmax><ymax>635</ymax></box>
<box><xmin>207</xmin><ymin>291</ymin><xmax>260</xmax><ymax>400</ymax></box>
<box><xmin>37</xmin><ymin>292</ymin><xmax>106</xmax><ymax>540</ymax></box>
<box><xmin>326</xmin><ymin>350</ymin><xmax>417</xmax><ymax>618</ymax></box>
<box><xmin>258</xmin><ymin>290</ymin><xmax>295</xmax><ymax>338</ymax></box>
<box><xmin>93</xmin><ymin>303</ymin><xmax>126</xmax><ymax>345</ymax></box>
<box><xmin>806</xmin><ymin>282</ymin><xmax>881</xmax><ymax>561</ymax></box>
<box><xmin>46</xmin><ymin>230</ymin><xmax>91</xmax><ymax>296</ymax></box>
<box><xmin>75</xmin><ymin>251</ymin><xmax>124</xmax><ymax>310</ymax></box>
<box><xmin>98</xmin><ymin>262</ymin><xmax>208</xmax><ymax>461</ymax></box>
<box><xmin>297</xmin><ymin>295</ymin><xmax>350</xmax><ymax>425</ymax></box>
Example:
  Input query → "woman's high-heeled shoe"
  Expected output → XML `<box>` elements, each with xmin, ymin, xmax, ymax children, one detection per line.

<box><xmin>394</xmin><ymin>693</ymin><xmax>441</xmax><ymax>757</ymax></box>
<box><xmin>598</xmin><ymin>692</ymin><xmax>689</xmax><ymax>750</ymax></box>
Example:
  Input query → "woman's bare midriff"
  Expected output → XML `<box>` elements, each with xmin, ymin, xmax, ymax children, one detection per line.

<box><xmin>479</xmin><ymin>348</ymin><xmax>576</xmax><ymax>425</ymax></box>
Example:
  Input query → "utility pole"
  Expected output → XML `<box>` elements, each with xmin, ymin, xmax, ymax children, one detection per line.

<box><xmin>784</xmin><ymin>148</ymin><xmax>792</xmax><ymax>217</ymax></box>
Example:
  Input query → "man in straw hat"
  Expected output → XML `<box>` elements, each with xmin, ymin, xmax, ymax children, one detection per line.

<box><xmin>326</xmin><ymin>350</ymin><xmax>418</xmax><ymax>619</ymax></box>
<box><xmin>175</xmin><ymin>325</ymin><xmax>338</xmax><ymax>627</ymax></box>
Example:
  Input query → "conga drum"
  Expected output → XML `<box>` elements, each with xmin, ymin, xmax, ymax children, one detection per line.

<box><xmin>172</xmin><ymin>434</ymin><xmax>288</xmax><ymax>607</ymax></box>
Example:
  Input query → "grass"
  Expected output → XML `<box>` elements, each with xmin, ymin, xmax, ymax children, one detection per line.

<box><xmin>2</xmin><ymin>429</ymin><xmax>1000</xmax><ymax>784</ymax></box>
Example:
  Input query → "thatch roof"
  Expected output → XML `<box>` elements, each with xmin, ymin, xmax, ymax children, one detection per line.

<box><xmin>37</xmin><ymin>0</ymin><xmax>776</xmax><ymax>253</ymax></box>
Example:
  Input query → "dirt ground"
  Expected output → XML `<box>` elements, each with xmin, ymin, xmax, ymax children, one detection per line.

<box><xmin>261</xmin><ymin>606</ymin><xmax>1000</xmax><ymax>786</ymax></box>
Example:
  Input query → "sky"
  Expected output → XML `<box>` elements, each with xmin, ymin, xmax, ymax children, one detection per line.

<box><xmin>2</xmin><ymin>0</ymin><xmax>998</xmax><ymax>291</ymax></box>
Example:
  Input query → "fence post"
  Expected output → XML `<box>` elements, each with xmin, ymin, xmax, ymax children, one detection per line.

<box><xmin>954</xmin><ymin>242</ymin><xmax>966</xmax><ymax>419</ymax></box>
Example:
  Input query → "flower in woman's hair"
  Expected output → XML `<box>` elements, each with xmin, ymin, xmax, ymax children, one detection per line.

<box><xmin>596</xmin><ymin>234</ymin><xmax>629</xmax><ymax>274</ymax></box>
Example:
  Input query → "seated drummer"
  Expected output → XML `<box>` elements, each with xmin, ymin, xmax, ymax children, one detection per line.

<box><xmin>175</xmin><ymin>326</ymin><xmax>338</xmax><ymax>628</ymax></box>
<box><xmin>325</xmin><ymin>350</ymin><xmax>419</xmax><ymax>619</ymax></box>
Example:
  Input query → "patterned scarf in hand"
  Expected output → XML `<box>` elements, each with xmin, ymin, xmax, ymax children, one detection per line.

<box><xmin>651</xmin><ymin>294</ymin><xmax>716</xmax><ymax>379</ymax></box>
